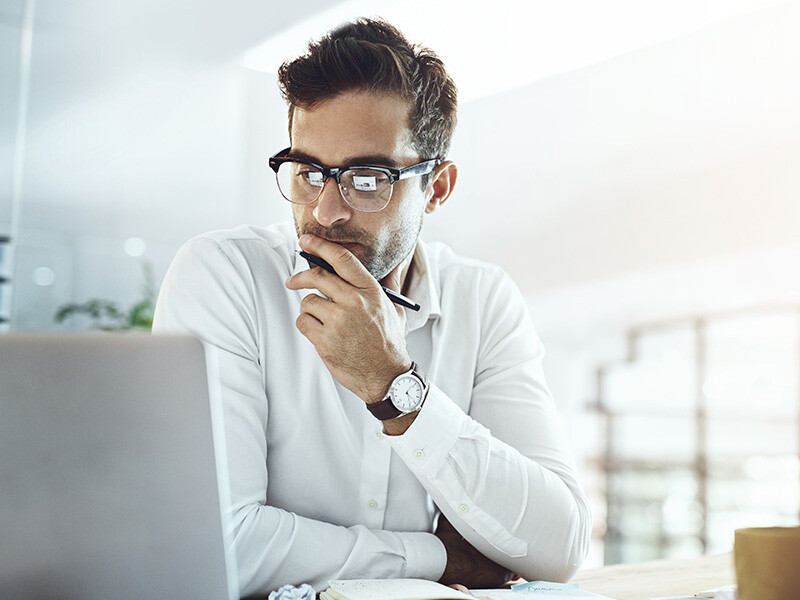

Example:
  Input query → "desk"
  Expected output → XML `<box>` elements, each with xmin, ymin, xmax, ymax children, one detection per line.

<box><xmin>571</xmin><ymin>554</ymin><xmax>734</xmax><ymax>599</ymax></box>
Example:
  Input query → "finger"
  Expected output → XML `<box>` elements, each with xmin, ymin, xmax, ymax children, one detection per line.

<box><xmin>289</xmin><ymin>269</ymin><xmax>369</xmax><ymax>312</ymax></box>
<box><xmin>379</xmin><ymin>260</ymin><xmax>404</xmax><ymax>293</ymax></box>
<box><xmin>298</xmin><ymin>234</ymin><xmax>376</xmax><ymax>290</ymax></box>
<box><xmin>286</xmin><ymin>266</ymin><xmax>351</xmax><ymax>301</ymax></box>
<box><xmin>295</xmin><ymin>311</ymin><xmax>323</xmax><ymax>342</ymax></box>
<box><xmin>299</xmin><ymin>292</ymin><xmax>334</xmax><ymax>324</ymax></box>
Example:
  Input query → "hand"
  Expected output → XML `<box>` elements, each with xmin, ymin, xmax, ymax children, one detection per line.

<box><xmin>285</xmin><ymin>234</ymin><xmax>411</xmax><ymax>404</ymax></box>
<box><xmin>436</xmin><ymin>515</ymin><xmax>515</xmax><ymax>589</ymax></box>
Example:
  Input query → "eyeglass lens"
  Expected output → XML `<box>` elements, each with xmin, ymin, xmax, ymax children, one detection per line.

<box><xmin>276</xmin><ymin>162</ymin><xmax>392</xmax><ymax>212</ymax></box>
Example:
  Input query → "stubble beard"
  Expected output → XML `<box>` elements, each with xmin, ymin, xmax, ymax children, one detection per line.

<box><xmin>294</xmin><ymin>213</ymin><xmax>423</xmax><ymax>281</ymax></box>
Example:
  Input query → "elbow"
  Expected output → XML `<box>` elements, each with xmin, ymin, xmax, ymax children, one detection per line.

<box><xmin>515</xmin><ymin>491</ymin><xmax>593</xmax><ymax>583</ymax></box>
<box><xmin>552</xmin><ymin>491</ymin><xmax>593</xmax><ymax>582</ymax></box>
<box><xmin>560</xmin><ymin>520</ymin><xmax>592</xmax><ymax>582</ymax></box>
<box><xmin>550</xmin><ymin>477</ymin><xmax>593</xmax><ymax>582</ymax></box>
<box><xmin>227</xmin><ymin>503</ymin><xmax>284</xmax><ymax>600</ymax></box>
<box><xmin>562</xmin><ymin>503</ymin><xmax>592</xmax><ymax>581</ymax></box>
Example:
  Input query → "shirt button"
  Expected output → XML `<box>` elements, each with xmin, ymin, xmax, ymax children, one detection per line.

<box><xmin>413</xmin><ymin>449</ymin><xmax>425</xmax><ymax>459</ymax></box>
<box><xmin>374</xmin><ymin>430</ymin><xmax>384</xmax><ymax>440</ymax></box>
<box><xmin>368</xmin><ymin>499</ymin><xmax>379</xmax><ymax>510</ymax></box>
<box><xmin>459</xmin><ymin>504</ymin><xmax>469</xmax><ymax>513</ymax></box>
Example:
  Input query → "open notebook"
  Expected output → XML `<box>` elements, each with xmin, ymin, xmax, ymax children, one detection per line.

<box><xmin>321</xmin><ymin>579</ymin><xmax>616</xmax><ymax>600</ymax></box>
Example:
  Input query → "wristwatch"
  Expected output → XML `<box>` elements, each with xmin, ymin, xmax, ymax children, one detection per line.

<box><xmin>366</xmin><ymin>362</ymin><xmax>428</xmax><ymax>421</ymax></box>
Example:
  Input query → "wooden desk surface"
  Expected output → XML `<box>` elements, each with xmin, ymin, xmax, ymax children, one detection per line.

<box><xmin>571</xmin><ymin>554</ymin><xmax>734</xmax><ymax>600</ymax></box>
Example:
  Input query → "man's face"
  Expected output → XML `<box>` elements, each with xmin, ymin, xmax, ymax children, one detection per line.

<box><xmin>289</xmin><ymin>91</ymin><xmax>428</xmax><ymax>281</ymax></box>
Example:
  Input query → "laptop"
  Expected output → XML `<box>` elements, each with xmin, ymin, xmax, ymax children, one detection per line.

<box><xmin>0</xmin><ymin>333</ymin><xmax>238</xmax><ymax>600</ymax></box>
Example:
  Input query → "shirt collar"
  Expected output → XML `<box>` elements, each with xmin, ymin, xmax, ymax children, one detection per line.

<box><xmin>291</xmin><ymin>243</ymin><xmax>308</xmax><ymax>277</ymax></box>
<box><xmin>290</xmin><ymin>236</ymin><xmax>442</xmax><ymax>332</ymax></box>
<box><xmin>404</xmin><ymin>239</ymin><xmax>441</xmax><ymax>332</ymax></box>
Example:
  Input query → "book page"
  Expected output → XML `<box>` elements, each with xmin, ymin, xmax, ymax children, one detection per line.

<box><xmin>325</xmin><ymin>578</ymin><xmax>476</xmax><ymax>600</ymax></box>
<box><xmin>470</xmin><ymin>589</ymin><xmax>618</xmax><ymax>600</ymax></box>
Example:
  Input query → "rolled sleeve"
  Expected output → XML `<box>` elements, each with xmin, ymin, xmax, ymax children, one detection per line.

<box><xmin>397</xmin><ymin>531</ymin><xmax>448</xmax><ymax>581</ymax></box>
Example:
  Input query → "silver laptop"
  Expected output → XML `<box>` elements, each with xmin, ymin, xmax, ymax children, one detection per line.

<box><xmin>0</xmin><ymin>333</ymin><xmax>238</xmax><ymax>600</ymax></box>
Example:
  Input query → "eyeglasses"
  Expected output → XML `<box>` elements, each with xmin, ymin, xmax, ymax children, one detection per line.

<box><xmin>268</xmin><ymin>147</ymin><xmax>438</xmax><ymax>213</ymax></box>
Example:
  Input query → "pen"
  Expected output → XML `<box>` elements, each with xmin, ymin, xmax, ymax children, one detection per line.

<box><xmin>298</xmin><ymin>250</ymin><xmax>421</xmax><ymax>312</ymax></box>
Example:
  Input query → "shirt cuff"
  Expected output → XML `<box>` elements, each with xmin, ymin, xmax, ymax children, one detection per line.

<box><xmin>396</xmin><ymin>531</ymin><xmax>447</xmax><ymax>581</ymax></box>
<box><xmin>385</xmin><ymin>384</ymin><xmax>468</xmax><ymax>479</ymax></box>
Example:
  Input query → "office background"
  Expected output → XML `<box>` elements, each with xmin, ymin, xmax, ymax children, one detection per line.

<box><xmin>2</xmin><ymin>0</ymin><xmax>799</xmax><ymax>569</ymax></box>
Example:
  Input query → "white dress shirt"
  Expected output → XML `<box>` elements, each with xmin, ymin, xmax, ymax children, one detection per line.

<box><xmin>153</xmin><ymin>222</ymin><xmax>591</xmax><ymax>597</ymax></box>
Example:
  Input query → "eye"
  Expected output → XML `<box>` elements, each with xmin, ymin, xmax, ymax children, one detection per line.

<box><xmin>346</xmin><ymin>169</ymin><xmax>390</xmax><ymax>194</ymax></box>
<box><xmin>299</xmin><ymin>169</ymin><xmax>324</xmax><ymax>187</ymax></box>
<box><xmin>352</xmin><ymin>175</ymin><xmax>378</xmax><ymax>192</ymax></box>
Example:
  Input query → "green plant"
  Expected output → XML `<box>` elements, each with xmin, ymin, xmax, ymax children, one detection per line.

<box><xmin>54</xmin><ymin>262</ymin><xmax>156</xmax><ymax>331</ymax></box>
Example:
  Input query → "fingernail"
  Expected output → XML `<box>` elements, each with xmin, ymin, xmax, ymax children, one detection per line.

<box><xmin>299</xmin><ymin>234</ymin><xmax>312</xmax><ymax>245</ymax></box>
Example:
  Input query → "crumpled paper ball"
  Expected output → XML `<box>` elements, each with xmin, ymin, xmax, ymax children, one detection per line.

<box><xmin>268</xmin><ymin>583</ymin><xmax>316</xmax><ymax>600</ymax></box>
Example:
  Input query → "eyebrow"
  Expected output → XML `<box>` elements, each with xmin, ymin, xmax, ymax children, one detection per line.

<box><xmin>287</xmin><ymin>149</ymin><xmax>401</xmax><ymax>169</ymax></box>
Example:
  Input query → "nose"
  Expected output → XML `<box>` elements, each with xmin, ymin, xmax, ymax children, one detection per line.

<box><xmin>312</xmin><ymin>177</ymin><xmax>352</xmax><ymax>228</ymax></box>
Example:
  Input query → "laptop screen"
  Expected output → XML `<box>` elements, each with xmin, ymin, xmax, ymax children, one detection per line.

<box><xmin>0</xmin><ymin>333</ymin><xmax>238</xmax><ymax>600</ymax></box>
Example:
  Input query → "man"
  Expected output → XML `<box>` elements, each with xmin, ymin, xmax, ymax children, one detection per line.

<box><xmin>153</xmin><ymin>18</ymin><xmax>590</xmax><ymax>598</ymax></box>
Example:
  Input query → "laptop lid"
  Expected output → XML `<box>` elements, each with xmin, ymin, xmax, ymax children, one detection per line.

<box><xmin>0</xmin><ymin>333</ymin><xmax>238</xmax><ymax>600</ymax></box>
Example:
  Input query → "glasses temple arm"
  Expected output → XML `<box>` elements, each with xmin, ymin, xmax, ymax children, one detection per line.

<box><xmin>397</xmin><ymin>159</ymin><xmax>439</xmax><ymax>180</ymax></box>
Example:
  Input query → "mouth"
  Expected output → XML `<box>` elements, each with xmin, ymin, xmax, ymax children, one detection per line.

<box><xmin>313</xmin><ymin>237</ymin><xmax>361</xmax><ymax>254</ymax></box>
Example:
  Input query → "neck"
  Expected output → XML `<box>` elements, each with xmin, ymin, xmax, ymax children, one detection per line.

<box><xmin>399</xmin><ymin>250</ymin><xmax>416</xmax><ymax>296</ymax></box>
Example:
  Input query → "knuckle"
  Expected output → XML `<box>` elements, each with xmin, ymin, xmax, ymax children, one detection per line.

<box><xmin>350</xmin><ymin>294</ymin><xmax>368</xmax><ymax>310</ymax></box>
<box><xmin>357</xmin><ymin>294</ymin><xmax>371</xmax><ymax>313</ymax></box>
<box><xmin>311</xmin><ymin>265</ymin><xmax>326</xmax><ymax>278</ymax></box>
<box><xmin>295</xmin><ymin>314</ymin><xmax>309</xmax><ymax>333</ymax></box>
<box><xmin>301</xmin><ymin>292</ymin><xmax>328</xmax><ymax>310</ymax></box>
<box><xmin>334</xmin><ymin>246</ymin><xmax>352</xmax><ymax>263</ymax></box>
<box><xmin>335</xmin><ymin>248</ymin><xmax>360</xmax><ymax>272</ymax></box>
<box><xmin>326</xmin><ymin>306</ymin><xmax>345</xmax><ymax>327</ymax></box>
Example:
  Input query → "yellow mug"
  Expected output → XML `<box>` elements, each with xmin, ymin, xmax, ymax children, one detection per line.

<box><xmin>734</xmin><ymin>526</ymin><xmax>800</xmax><ymax>600</ymax></box>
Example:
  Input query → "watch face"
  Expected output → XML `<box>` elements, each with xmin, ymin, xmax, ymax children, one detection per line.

<box><xmin>389</xmin><ymin>374</ymin><xmax>424</xmax><ymax>412</ymax></box>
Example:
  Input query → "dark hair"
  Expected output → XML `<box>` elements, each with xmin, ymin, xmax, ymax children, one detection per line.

<box><xmin>277</xmin><ymin>18</ymin><xmax>457</xmax><ymax>163</ymax></box>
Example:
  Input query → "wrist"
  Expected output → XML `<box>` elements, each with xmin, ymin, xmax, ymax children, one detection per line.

<box><xmin>365</xmin><ymin>360</ymin><xmax>428</xmax><ymax>426</ymax></box>
<box><xmin>382</xmin><ymin>411</ymin><xmax>420</xmax><ymax>436</ymax></box>
<box><xmin>363</xmin><ymin>358</ymin><xmax>413</xmax><ymax>405</ymax></box>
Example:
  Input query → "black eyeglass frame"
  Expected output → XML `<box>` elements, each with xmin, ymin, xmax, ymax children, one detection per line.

<box><xmin>268</xmin><ymin>147</ymin><xmax>439</xmax><ymax>212</ymax></box>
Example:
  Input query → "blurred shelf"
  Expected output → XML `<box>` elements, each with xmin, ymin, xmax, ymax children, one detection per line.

<box><xmin>587</xmin><ymin>454</ymin><xmax>800</xmax><ymax>471</ymax></box>
<box><xmin>586</xmin><ymin>458</ymin><xmax>695</xmax><ymax>470</ymax></box>
<box><xmin>587</xmin><ymin>404</ymin><xmax>796</xmax><ymax>421</ymax></box>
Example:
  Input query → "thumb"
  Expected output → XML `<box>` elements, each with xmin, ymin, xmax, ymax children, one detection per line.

<box><xmin>380</xmin><ymin>261</ymin><xmax>404</xmax><ymax>293</ymax></box>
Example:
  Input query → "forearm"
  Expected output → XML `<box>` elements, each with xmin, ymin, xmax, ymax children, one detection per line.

<box><xmin>387</xmin><ymin>387</ymin><xmax>592</xmax><ymax>582</ymax></box>
<box><xmin>435</xmin><ymin>515</ymin><xmax>515</xmax><ymax>588</ymax></box>
<box><xmin>230</xmin><ymin>502</ymin><xmax>446</xmax><ymax>597</ymax></box>
<box><xmin>428</xmin><ymin>451</ymin><xmax>589</xmax><ymax>582</ymax></box>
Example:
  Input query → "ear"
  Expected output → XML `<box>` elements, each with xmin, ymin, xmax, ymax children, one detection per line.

<box><xmin>424</xmin><ymin>161</ymin><xmax>458</xmax><ymax>214</ymax></box>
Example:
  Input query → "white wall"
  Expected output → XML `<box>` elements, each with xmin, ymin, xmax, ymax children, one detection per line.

<box><xmin>418</xmin><ymin>2</ymin><xmax>800</xmax><ymax>430</ymax></box>
<box><xmin>428</xmin><ymin>1</ymin><xmax>800</xmax><ymax>295</ymax></box>
<box><xmin>4</xmin><ymin>0</ymin><xmax>799</xmax><ymax>396</ymax></box>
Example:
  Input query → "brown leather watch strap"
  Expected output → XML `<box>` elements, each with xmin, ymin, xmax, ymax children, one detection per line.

<box><xmin>366</xmin><ymin>362</ymin><xmax>427</xmax><ymax>421</ymax></box>
<box><xmin>366</xmin><ymin>398</ymin><xmax>403</xmax><ymax>420</ymax></box>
